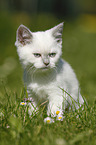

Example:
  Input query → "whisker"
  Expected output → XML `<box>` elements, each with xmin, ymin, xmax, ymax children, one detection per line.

<box><xmin>27</xmin><ymin>65</ymin><xmax>34</xmax><ymax>73</ymax></box>
<box><xmin>32</xmin><ymin>68</ymin><xmax>38</xmax><ymax>80</ymax></box>
<box><xmin>25</xmin><ymin>65</ymin><xmax>37</xmax><ymax>81</ymax></box>
<box><xmin>53</xmin><ymin>66</ymin><xmax>57</xmax><ymax>74</ymax></box>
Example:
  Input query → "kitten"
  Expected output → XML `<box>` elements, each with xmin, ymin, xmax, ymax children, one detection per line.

<box><xmin>15</xmin><ymin>23</ymin><xmax>84</xmax><ymax>118</ymax></box>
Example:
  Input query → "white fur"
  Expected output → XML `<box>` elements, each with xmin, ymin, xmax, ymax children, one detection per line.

<box><xmin>15</xmin><ymin>23</ymin><xmax>84</xmax><ymax>117</ymax></box>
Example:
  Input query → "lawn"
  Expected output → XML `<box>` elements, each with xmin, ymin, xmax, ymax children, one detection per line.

<box><xmin>0</xmin><ymin>12</ymin><xmax>96</xmax><ymax>145</ymax></box>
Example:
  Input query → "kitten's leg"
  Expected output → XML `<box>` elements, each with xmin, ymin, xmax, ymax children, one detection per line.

<box><xmin>43</xmin><ymin>95</ymin><xmax>64</xmax><ymax>123</ymax></box>
<box><xmin>67</xmin><ymin>92</ymin><xmax>84</xmax><ymax>110</ymax></box>
<box><xmin>27</xmin><ymin>90</ymin><xmax>38</xmax><ymax>116</ymax></box>
<box><xmin>47</xmin><ymin>95</ymin><xmax>64</xmax><ymax>117</ymax></box>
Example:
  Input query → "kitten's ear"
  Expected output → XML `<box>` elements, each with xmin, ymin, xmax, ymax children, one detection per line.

<box><xmin>16</xmin><ymin>24</ymin><xmax>33</xmax><ymax>46</ymax></box>
<box><xmin>51</xmin><ymin>22</ymin><xmax>64</xmax><ymax>44</ymax></box>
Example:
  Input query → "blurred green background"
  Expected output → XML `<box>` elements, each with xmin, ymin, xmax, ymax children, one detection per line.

<box><xmin>0</xmin><ymin>0</ymin><xmax>96</xmax><ymax>104</ymax></box>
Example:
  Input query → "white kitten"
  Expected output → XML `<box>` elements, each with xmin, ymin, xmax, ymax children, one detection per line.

<box><xmin>15</xmin><ymin>23</ymin><xmax>84</xmax><ymax>117</ymax></box>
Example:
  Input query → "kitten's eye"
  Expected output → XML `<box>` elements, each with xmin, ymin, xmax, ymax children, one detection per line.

<box><xmin>33</xmin><ymin>53</ymin><xmax>41</xmax><ymax>58</ymax></box>
<box><xmin>49</xmin><ymin>53</ymin><xmax>56</xmax><ymax>58</ymax></box>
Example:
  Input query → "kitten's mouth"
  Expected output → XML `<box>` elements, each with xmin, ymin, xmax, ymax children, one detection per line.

<box><xmin>41</xmin><ymin>66</ymin><xmax>50</xmax><ymax>71</ymax></box>
<box><xmin>42</xmin><ymin>67</ymin><xmax>49</xmax><ymax>70</ymax></box>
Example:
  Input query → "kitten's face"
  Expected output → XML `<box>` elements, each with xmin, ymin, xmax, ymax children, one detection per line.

<box><xmin>15</xmin><ymin>23</ymin><xmax>63</xmax><ymax>71</ymax></box>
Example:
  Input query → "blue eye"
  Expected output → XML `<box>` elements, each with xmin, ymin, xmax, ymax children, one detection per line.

<box><xmin>49</xmin><ymin>53</ymin><xmax>56</xmax><ymax>57</ymax></box>
<box><xmin>33</xmin><ymin>53</ymin><xmax>41</xmax><ymax>58</ymax></box>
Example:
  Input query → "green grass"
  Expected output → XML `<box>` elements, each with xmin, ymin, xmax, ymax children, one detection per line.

<box><xmin>0</xmin><ymin>89</ymin><xmax>96</xmax><ymax>145</ymax></box>
<box><xmin>0</xmin><ymin>12</ymin><xmax>96</xmax><ymax>145</ymax></box>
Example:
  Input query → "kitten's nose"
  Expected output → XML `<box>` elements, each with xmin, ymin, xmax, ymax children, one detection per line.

<box><xmin>43</xmin><ymin>57</ymin><xmax>50</xmax><ymax>66</ymax></box>
<box><xmin>44</xmin><ymin>62</ymin><xmax>49</xmax><ymax>66</ymax></box>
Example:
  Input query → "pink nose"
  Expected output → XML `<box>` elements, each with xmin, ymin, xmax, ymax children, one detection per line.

<box><xmin>44</xmin><ymin>62</ymin><xmax>49</xmax><ymax>66</ymax></box>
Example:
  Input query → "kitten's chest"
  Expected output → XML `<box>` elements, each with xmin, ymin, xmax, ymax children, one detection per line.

<box><xmin>27</xmin><ymin>71</ymin><xmax>58</xmax><ymax>99</ymax></box>
<box><xmin>28</xmin><ymin>82</ymin><xmax>51</xmax><ymax>99</ymax></box>
<box><xmin>24</xmin><ymin>69</ymin><xmax>56</xmax><ymax>87</ymax></box>
<box><xmin>24</xmin><ymin>67</ymin><xmax>62</xmax><ymax>98</ymax></box>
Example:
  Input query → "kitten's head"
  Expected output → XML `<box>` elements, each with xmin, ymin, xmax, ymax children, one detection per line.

<box><xmin>15</xmin><ymin>23</ymin><xmax>64</xmax><ymax>71</ymax></box>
